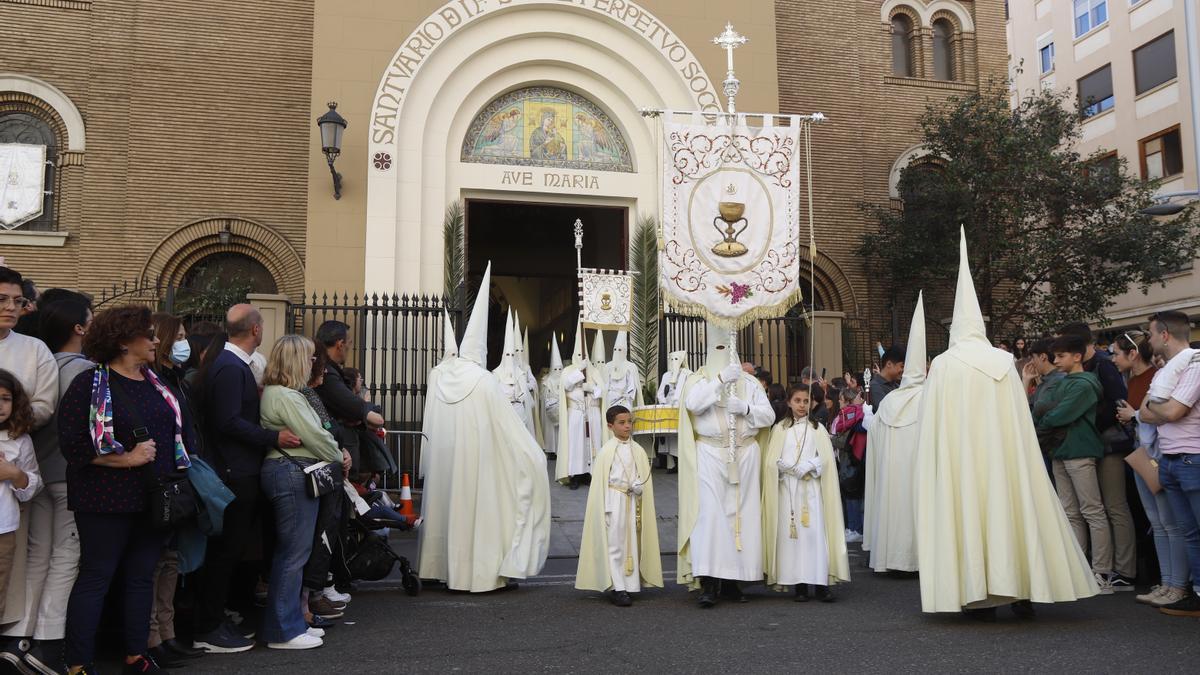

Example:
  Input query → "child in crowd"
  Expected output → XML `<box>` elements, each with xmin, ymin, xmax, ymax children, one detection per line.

<box><xmin>830</xmin><ymin>387</ymin><xmax>868</xmax><ymax>543</ymax></box>
<box><xmin>1034</xmin><ymin>335</ymin><xmax>1115</xmax><ymax>594</ymax></box>
<box><xmin>0</xmin><ymin>370</ymin><xmax>43</xmax><ymax>617</ymax></box>
<box><xmin>763</xmin><ymin>385</ymin><xmax>849</xmax><ymax>602</ymax></box>
<box><xmin>575</xmin><ymin>405</ymin><xmax>662</xmax><ymax>606</ymax></box>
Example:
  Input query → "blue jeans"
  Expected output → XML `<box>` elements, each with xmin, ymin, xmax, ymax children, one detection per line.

<box><xmin>1159</xmin><ymin>453</ymin><xmax>1200</xmax><ymax>593</ymax></box>
<box><xmin>260</xmin><ymin>458</ymin><xmax>319</xmax><ymax>644</ymax></box>
<box><xmin>1134</xmin><ymin>472</ymin><xmax>1191</xmax><ymax>589</ymax></box>
<box><xmin>845</xmin><ymin>499</ymin><xmax>864</xmax><ymax>534</ymax></box>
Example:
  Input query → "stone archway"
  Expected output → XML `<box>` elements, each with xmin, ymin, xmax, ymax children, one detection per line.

<box><xmin>139</xmin><ymin>216</ymin><xmax>305</xmax><ymax>300</ymax></box>
<box><xmin>799</xmin><ymin>247</ymin><xmax>860</xmax><ymax>316</ymax></box>
<box><xmin>364</xmin><ymin>0</ymin><xmax>723</xmax><ymax>294</ymax></box>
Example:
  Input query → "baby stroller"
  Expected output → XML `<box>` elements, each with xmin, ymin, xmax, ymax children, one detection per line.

<box><xmin>341</xmin><ymin>489</ymin><xmax>421</xmax><ymax>596</ymax></box>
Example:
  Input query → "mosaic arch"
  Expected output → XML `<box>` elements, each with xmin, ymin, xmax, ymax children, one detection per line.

<box><xmin>461</xmin><ymin>87</ymin><xmax>634</xmax><ymax>173</ymax></box>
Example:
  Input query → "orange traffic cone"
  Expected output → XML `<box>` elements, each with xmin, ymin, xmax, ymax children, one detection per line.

<box><xmin>396</xmin><ymin>473</ymin><xmax>419</xmax><ymax>526</ymax></box>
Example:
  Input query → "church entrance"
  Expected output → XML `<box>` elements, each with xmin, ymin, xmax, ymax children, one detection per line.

<box><xmin>465</xmin><ymin>198</ymin><xmax>627</xmax><ymax>371</ymax></box>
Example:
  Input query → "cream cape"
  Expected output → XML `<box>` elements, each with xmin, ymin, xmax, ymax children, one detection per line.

<box><xmin>575</xmin><ymin>437</ymin><xmax>663</xmax><ymax>591</ymax></box>
<box><xmin>674</xmin><ymin>368</ymin><xmax>771</xmax><ymax>589</ymax></box>
<box><xmin>762</xmin><ymin>420</ymin><xmax>849</xmax><ymax>587</ymax></box>
<box><xmin>863</xmin><ymin>292</ymin><xmax>926</xmax><ymax>571</ymax></box>
<box><xmin>914</xmin><ymin>228</ymin><xmax>1097</xmax><ymax>611</ymax></box>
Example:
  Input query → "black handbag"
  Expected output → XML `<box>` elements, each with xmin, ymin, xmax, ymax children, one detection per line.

<box><xmin>278</xmin><ymin>448</ymin><xmax>341</xmax><ymax>499</ymax></box>
<box><xmin>109</xmin><ymin>374</ymin><xmax>199</xmax><ymax>529</ymax></box>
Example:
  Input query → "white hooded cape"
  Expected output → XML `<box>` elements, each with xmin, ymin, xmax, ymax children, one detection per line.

<box><xmin>863</xmin><ymin>291</ymin><xmax>926</xmax><ymax>572</ymax></box>
<box><xmin>418</xmin><ymin>263</ymin><xmax>551</xmax><ymax>591</ymax></box>
<box><xmin>914</xmin><ymin>229</ymin><xmax>1098</xmax><ymax>611</ymax></box>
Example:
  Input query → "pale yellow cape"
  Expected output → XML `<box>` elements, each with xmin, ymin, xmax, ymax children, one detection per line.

<box><xmin>675</xmin><ymin>369</ymin><xmax>771</xmax><ymax>590</ymax></box>
<box><xmin>761</xmin><ymin>420</ymin><xmax>850</xmax><ymax>588</ymax></box>
<box><xmin>574</xmin><ymin>437</ymin><xmax>663</xmax><ymax>591</ymax></box>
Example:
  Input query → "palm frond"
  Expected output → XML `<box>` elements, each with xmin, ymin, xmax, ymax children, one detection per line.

<box><xmin>442</xmin><ymin>200</ymin><xmax>465</xmax><ymax>305</ymax></box>
<box><xmin>630</xmin><ymin>216</ymin><xmax>659</xmax><ymax>391</ymax></box>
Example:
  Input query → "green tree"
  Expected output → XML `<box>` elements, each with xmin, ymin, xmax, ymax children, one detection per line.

<box><xmin>860</xmin><ymin>83</ymin><xmax>1200</xmax><ymax>337</ymax></box>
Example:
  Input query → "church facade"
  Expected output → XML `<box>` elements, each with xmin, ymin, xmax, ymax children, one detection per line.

<box><xmin>0</xmin><ymin>0</ymin><xmax>1006</xmax><ymax>371</ymax></box>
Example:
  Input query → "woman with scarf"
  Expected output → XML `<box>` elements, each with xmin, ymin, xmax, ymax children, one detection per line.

<box><xmin>58</xmin><ymin>305</ymin><xmax>195</xmax><ymax>675</ymax></box>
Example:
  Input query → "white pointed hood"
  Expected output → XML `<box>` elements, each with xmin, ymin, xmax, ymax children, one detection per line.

<box><xmin>441</xmin><ymin>309</ymin><xmax>458</xmax><ymax>361</ymax></box>
<box><xmin>570</xmin><ymin>319</ymin><xmax>587</xmax><ymax>367</ymax></box>
<box><xmin>702</xmin><ymin>321</ymin><xmax>738</xmax><ymax>376</ymax></box>
<box><xmin>459</xmin><ymin>262</ymin><xmax>492</xmax><ymax>367</ymax></box>
<box><xmin>591</xmin><ymin>330</ymin><xmax>606</xmax><ymax>369</ymax></box>
<box><xmin>945</xmin><ymin>227</ymin><xmax>1013</xmax><ymax>381</ymax></box>
<box><xmin>521</xmin><ymin>326</ymin><xmax>531</xmax><ymax>370</ymax></box>
<box><xmin>550</xmin><ymin>333</ymin><xmax>564</xmax><ymax>373</ymax></box>
<box><xmin>608</xmin><ymin>330</ymin><xmax>633</xmax><ymax>379</ymax></box>
<box><xmin>493</xmin><ymin>308</ymin><xmax>521</xmax><ymax>388</ymax></box>
<box><xmin>877</xmin><ymin>292</ymin><xmax>927</xmax><ymax>428</ymax></box>
<box><xmin>667</xmin><ymin>350</ymin><xmax>689</xmax><ymax>376</ymax></box>
<box><xmin>432</xmin><ymin>262</ymin><xmax>492</xmax><ymax>404</ymax></box>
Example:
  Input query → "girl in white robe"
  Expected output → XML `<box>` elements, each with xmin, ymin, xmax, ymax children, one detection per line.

<box><xmin>763</xmin><ymin>384</ymin><xmax>850</xmax><ymax>602</ymax></box>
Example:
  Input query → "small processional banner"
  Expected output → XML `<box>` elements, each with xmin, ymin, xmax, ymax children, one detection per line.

<box><xmin>660</xmin><ymin>113</ymin><xmax>802</xmax><ymax>329</ymax></box>
<box><xmin>0</xmin><ymin>144</ymin><xmax>47</xmax><ymax>229</ymax></box>
<box><xmin>579</xmin><ymin>270</ymin><xmax>633</xmax><ymax>331</ymax></box>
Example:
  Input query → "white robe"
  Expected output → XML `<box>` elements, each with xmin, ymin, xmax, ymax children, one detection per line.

<box><xmin>418</xmin><ymin>359</ymin><xmax>551</xmax><ymax>591</ymax></box>
<box><xmin>863</xmin><ymin>407</ymin><xmax>920</xmax><ymax>573</ymax></box>
<box><xmin>559</xmin><ymin>368</ymin><xmax>600</xmax><ymax>478</ymax></box>
<box><xmin>772</xmin><ymin>423</ymin><xmax>828</xmax><ymax>586</ymax></box>
<box><xmin>657</xmin><ymin>367</ymin><xmax>691</xmax><ymax>458</ymax></box>
<box><xmin>520</xmin><ymin>368</ymin><xmax>539</xmax><ymax>444</ymax></box>
<box><xmin>605</xmin><ymin>441</ymin><xmax>643</xmax><ymax>592</ymax></box>
<box><xmin>540</xmin><ymin>375</ymin><xmax>560</xmax><ymax>454</ymax></box>
<box><xmin>683</xmin><ymin>376</ymin><xmax>775</xmax><ymax>581</ymax></box>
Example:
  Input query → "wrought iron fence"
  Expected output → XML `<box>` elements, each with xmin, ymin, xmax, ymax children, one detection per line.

<box><xmin>93</xmin><ymin>280</ymin><xmax>232</xmax><ymax>328</ymax></box>
<box><xmin>286</xmin><ymin>293</ymin><xmax>460</xmax><ymax>483</ymax></box>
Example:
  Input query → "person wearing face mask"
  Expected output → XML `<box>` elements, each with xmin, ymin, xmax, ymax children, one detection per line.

<box><xmin>143</xmin><ymin>313</ymin><xmax>206</xmax><ymax>667</ymax></box>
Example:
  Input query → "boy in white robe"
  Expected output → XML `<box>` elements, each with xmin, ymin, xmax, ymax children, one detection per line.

<box><xmin>763</xmin><ymin>384</ymin><xmax>850</xmax><ymax>602</ymax></box>
<box><xmin>575</xmin><ymin>405</ymin><xmax>663</xmax><ymax>606</ymax></box>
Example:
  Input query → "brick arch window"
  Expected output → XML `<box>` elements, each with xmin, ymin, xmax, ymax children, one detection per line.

<box><xmin>0</xmin><ymin>111</ymin><xmax>57</xmax><ymax>231</ymax></box>
<box><xmin>932</xmin><ymin>18</ymin><xmax>956</xmax><ymax>81</ymax></box>
<box><xmin>891</xmin><ymin>13</ymin><xmax>917</xmax><ymax>77</ymax></box>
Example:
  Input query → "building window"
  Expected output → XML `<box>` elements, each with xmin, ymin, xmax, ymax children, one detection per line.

<box><xmin>0</xmin><ymin>112</ymin><xmax>57</xmax><ymax>231</ymax></box>
<box><xmin>1039</xmin><ymin>42</ymin><xmax>1055</xmax><ymax>74</ymax></box>
<box><xmin>1078</xmin><ymin>64</ymin><xmax>1115</xmax><ymax>118</ymax></box>
<box><xmin>1140</xmin><ymin>126</ymin><xmax>1183</xmax><ymax>180</ymax></box>
<box><xmin>1074</xmin><ymin>0</ymin><xmax>1108</xmax><ymax>38</ymax></box>
<box><xmin>891</xmin><ymin>15</ymin><xmax>914</xmax><ymax>77</ymax></box>
<box><xmin>932</xmin><ymin>19</ymin><xmax>956</xmax><ymax>81</ymax></box>
<box><xmin>1134</xmin><ymin>31</ymin><xmax>1177</xmax><ymax>95</ymax></box>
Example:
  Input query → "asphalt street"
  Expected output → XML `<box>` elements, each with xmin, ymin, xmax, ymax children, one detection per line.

<box><xmin>116</xmin><ymin>463</ymin><xmax>1199</xmax><ymax>674</ymax></box>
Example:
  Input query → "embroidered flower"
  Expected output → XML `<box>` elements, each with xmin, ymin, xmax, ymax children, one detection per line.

<box><xmin>716</xmin><ymin>282</ymin><xmax>754</xmax><ymax>304</ymax></box>
<box><xmin>373</xmin><ymin>152</ymin><xmax>392</xmax><ymax>170</ymax></box>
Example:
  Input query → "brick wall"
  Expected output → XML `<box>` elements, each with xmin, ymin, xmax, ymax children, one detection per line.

<box><xmin>0</xmin><ymin>0</ymin><xmax>313</xmax><ymax>299</ymax></box>
<box><xmin>774</xmin><ymin>0</ymin><xmax>1008</xmax><ymax>361</ymax></box>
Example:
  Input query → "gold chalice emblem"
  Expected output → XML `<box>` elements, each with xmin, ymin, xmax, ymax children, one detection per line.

<box><xmin>600</xmin><ymin>293</ymin><xmax>612</xmax><ymax>311</ymax></box>
<box><xmin>711</xmin><ymin>201</ymin><xmax>749</xmax><ymax>258</ymax></box>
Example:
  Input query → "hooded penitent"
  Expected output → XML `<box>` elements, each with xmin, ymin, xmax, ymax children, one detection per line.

<box><xmin>675</xmin><ymin>321</ymin><xmax>775</xmax><ymax>589</ymax></box>
<box><xmin>601</xmin><ymin>330</ymin><xmax>644</xmax><ymax>442</ymax></box>
<box><xmin>540</xmin><ymin>334</ymin><xmax>564</xmax><ymax>455</ymax></box>
<box><xmin>556</xmin><ymin>320</ymin><xmax>603</xmax><ymax>483</ymax></box>
<box><xmin>913</xmin><ymin>228</ymin><xmax>1097</xmax><ymax>612</ymax></box>
<box><xmin>418</xmin><ymin>262</ymin><xmax>551</xmax><ymax>591</ymax></box>
<box><xmin>863</xmin><ymin>291</ymin><xmax>925</xmax><ymax>572</ymax></box>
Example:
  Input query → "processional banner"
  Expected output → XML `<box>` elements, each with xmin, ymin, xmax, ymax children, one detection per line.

<box><xmin>660</xmin><ymin>113</ymin><xmax>802</xmax><ymax>329</ymax></box>
<box><xmin>0</xmin><ymin>144</ymin><xmax>47</xmax><ymax>229</ymax></box>
<box><xmin>579</xmin><ymin>269</ymin><xmax>633</xmax><ymax>331</ymax></box>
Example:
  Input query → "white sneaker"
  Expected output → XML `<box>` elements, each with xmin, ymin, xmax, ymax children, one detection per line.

<box><xmin>267</xmin><ymin>634</ymin><xmax>323</xmax><ymax>650</ymax></box>
<box><xmin>1136</xmin><ymin>585</ymin><xmax>1164</xmax><ymax>605</ymax></box>
<box><xmin>323</xmin><ymin>586</ymin><xmax>351</xmax><ymax>604</ymax></box>
<box><xmin>845</xmin><ymin>531</ymin><xmax>863</xmax><ymax>543</ymax></box>
<box><xmin>1095</xmin><ymin>572</ymin><xmax>1114</xmax><ymax>595</ymax></box>
<box><xmin>1152</xmin><ymin>586</ymin><xmax>1189</xmax><ymax>607</ymax></box>
<box><xmin>306</xmin><ymin>627</ymin><xmax>326</xmax><ymax>638</ymax></box>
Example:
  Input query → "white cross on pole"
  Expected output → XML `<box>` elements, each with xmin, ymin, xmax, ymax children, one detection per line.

<box><xmin>712</xmin><ymin>23</ymin><xmax>748</xmax><ymax>115</ymax></box>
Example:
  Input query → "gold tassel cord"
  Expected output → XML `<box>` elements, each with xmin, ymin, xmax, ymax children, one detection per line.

<box><xmin>625</xmin><ymin>488</ymin><xmax>635</xmax><ymax>576</ymax></box>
